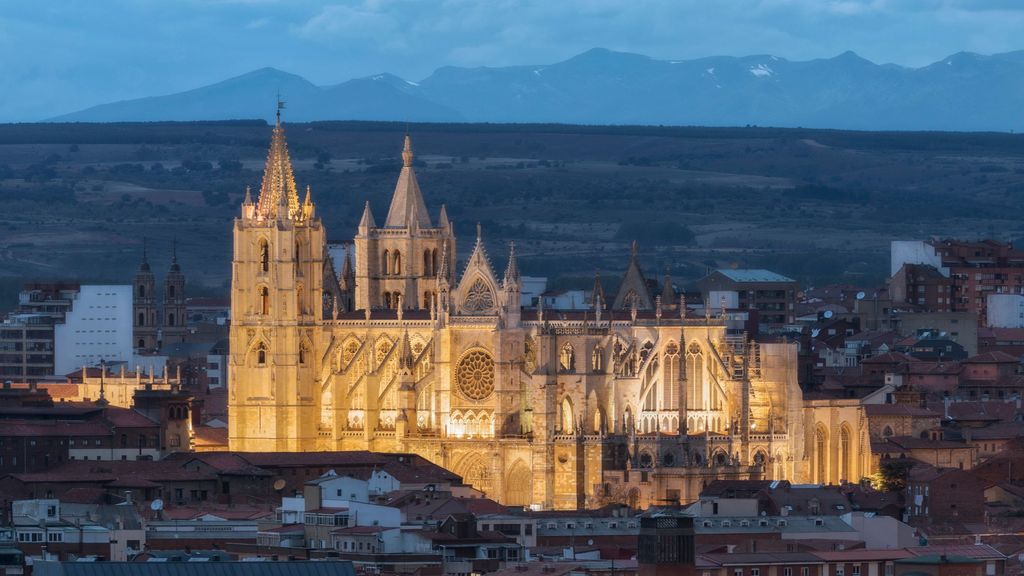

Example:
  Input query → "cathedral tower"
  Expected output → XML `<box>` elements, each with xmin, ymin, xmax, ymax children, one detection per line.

<box><xmin>354</xmin><ymin>136</ymin><xmax>455</xmax><ymax>311</ymax></box>
<box><xmin>133</xmin><ymin>241</ymin><xmax>158</xmax><ymax>351</ymax></box>
<box><xmin>228</xmin><ymin>109</ymin><xmax>325</xmax><ymax>452</ymax></box>
<box><xmin>163</xmin><ymin>240</ymin><xmax>188</xmax><ymax>344</ymax></box>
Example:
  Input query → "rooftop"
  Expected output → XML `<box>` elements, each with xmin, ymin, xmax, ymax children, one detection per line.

<box><xmin>715</xmin><ymin>269</ymin><xmax>795</xmax><ymax>283</ymax></box>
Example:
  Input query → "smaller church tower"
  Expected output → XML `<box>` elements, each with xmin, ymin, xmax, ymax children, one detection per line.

<box><xmin>162</xmin><ymin>241</ymin><xmax>187</xmax><ymax>344</ymax></box>
<box><xmin>133</xmin><ymin>241</ymin><xmax>158</xmax><ymax>351</ymax></box>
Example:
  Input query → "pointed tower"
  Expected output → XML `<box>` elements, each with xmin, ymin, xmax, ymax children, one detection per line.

<box><xmin>133</xmin><ymin>240</ymin><xmax>158</xmax><ymax>351</ymax></box>
<box><xmin>353</xmin><ymin>135</ymin><xmax>455</xmax><ymax>311</ymax></box>
<box><xmin>503</xmin><ymin>241</ymin><xmax>522</xmax><ymax>326</ymax></box>
<box><xmin>612</xmin><ymin>241</ymin><xmax>655</xmax><ymax>311</ymax></box>
<box><xmin>229</xmin><ymin>107</ymin><xmax>325</xmax><ymax>452</ymax></box>
<box><xmin>163</xmin><ymin>240</ymin><xmax>187</xmax><ymax>344</ymax></box>
<box><xmin>661</xmin><ymin>271</ymin><xmax>676</xmax><ymax>310</ymax></box>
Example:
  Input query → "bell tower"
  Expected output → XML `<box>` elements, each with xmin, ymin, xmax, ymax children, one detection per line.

<box><xmin>133</xmin><ymin>241</ymin><xmax>158</xmax><ymax>351</ymax></box>
<box><xmin>162</xmin><ymin>240</ymin><xmax>187</xmax><ymax>344</ymax></box>
<box><xmin>354</xmin><ymin>136</ymin><xmax>455</xmax><ymax>311</ymax></box>
<box><xmin>228</xmin><ymin>107</ymin><xmax>324</xmax><ymax>452</ymax></box>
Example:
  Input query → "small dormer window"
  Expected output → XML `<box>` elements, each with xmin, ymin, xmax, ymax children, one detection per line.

<box><xmin>703</xmin><ymin>520</ymin><xmax>713</xmax><ymax>528</ymax></box>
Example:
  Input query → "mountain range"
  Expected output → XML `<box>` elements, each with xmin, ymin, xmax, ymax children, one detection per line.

<box><xmin>51</xmin><ymin>48</ymin><xmax>1024</xmax><ymax>131</ymax></box>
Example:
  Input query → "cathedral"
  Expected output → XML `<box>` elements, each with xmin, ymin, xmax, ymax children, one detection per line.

<box><xmin>228</xmin><ymin>114</ymin><xmax>873</xmax><ymax>509</ymax></box>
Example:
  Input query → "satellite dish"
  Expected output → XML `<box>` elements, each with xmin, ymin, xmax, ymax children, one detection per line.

<box><xmin>587</xmin><ymin>539</ymin><xmax>594</xmax><ymax>546</ymax></box>
<box><xmin>811</xmin><ymin>329</ymin><xmax>820</xmax><ymax>338</ymax></box>
<box><xmin>151</xmin><ymin>499</ymin><xmax>164</xmax><ymax>511</ymax></box>
<box><xmin>824</xmin><ymin>310</ymin><xmax>834</xmax><ymax>319</ymax></box>
<box><xmin>856</xmin><ymin>291</ymin><xmax>866</xmax><ymax>300</ymax></box>
<box><xmin>273</xmin><ymin>479</ymin><xmax>287</xmax><ymax>491</ymax></box>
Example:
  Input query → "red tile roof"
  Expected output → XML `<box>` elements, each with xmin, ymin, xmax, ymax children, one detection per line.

<box><xmin>964</xmin><ymin>351</ymin><xmax>1020</xmax><ymax>364</ymax></box>
<box><xmin>0</xmin><ymin>419</ymin><xmax>111</xmax><ymax>437</ymax></box>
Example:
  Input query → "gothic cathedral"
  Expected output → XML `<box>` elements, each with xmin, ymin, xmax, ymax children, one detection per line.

<box><xmin>228</xmin><ymin>117</ymin><xmax>872</xmax><ymax>509</ymax></box>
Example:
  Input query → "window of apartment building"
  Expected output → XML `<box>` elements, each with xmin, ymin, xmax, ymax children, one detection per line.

<box><xmin>47</xmin><ymin>532</ymin><xmax>63</xmax><ymax>542</ymax></box>
<box><xmin>852</xmin><ymin>566</ymin><xmax>861</xmax><ymax>576</ymax></box>
<box><xmin>884</xmin><ymin>563</ymin><xmax>893</xmax><ymax>576</ymax></box>
<box><xmin>734</xmin><ymin>569</ymin><xmax>743</xmax><ymax>576</ymax></box>
<box><xmin>802</xmin><ymin>569</ymin><xmax>810</xmax><ymax>576</ymax></box>
<box><xmin>525</xmin><ymin>524</ymin><xmax>533</xmax><ymax>536</ymax></box>
<box><xmin>751</xmin><ymin>570</ymin><xmax>760</xmax><ymax>576</ymax></box>
<box><xmin>836</xmin><ymin>566</ymin><xmax>844</xmax><ymax>576</ymax></box>
<box><xmin>784</xmin><ymin>569</ymin><xmax>793</xmax><ymax>576</ymax></box>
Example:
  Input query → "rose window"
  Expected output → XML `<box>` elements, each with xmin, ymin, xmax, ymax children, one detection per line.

<box><xmin>457</xmin><ymin>350</ymin><xmax>495</xmax><ymax>400</ymax></box>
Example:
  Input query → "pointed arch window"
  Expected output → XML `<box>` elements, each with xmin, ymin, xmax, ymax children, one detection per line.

<box><xmin>840</xmin><ymin>426</ymin><xmax>852</xmax><ymax>482</ymax></box>
<box><xmin>664</xmin><ymin>342</ymin><xmax>680</xmax><ymax>410</ymax></box>
<box><xmin>559</xmin><ymin>343</ymin><xmax>576</xmax><ymax>373</ymax></box>
<box><xmin>138</xmin><ymin>285</ymin><xmax>146</xmax><ymax>298</ymax></box>
<box><xmin>592</xmin><ymin>347</ymin><xmax>604</xmax><ymax>373</ymax></box>
<box><xmin>259</xmin><ymin>240</ymin><xmax>270</xmax><ymax>273</ymax></box>
<box><xmin>299</xmin><ymin>343</ymin><xmax>307</xmax><ymax>365</ymax></box>
<box><xmin>137</xmin><ymin>338</ymin><xmax>145</xmax><ymax>349</ymax></box>
<box><xmin>167</xmin><ymin>313</ymin><xmax>175</xmax><ymax>327</ymax></box>
<box><xmin>423</xmin><ymin>250</ymin><xmax>433</xmax><ymax>276</ymax></box>
<box><xmin>137</xmin><ymin>312</ymin><xmax>145</xmax><ymax>327</ymax></box>
<box><xmin>393</xmin><ymin>251</ymin><xmax>402</xmax><ymax>275</ymax></box>
<box><xmin>383</xmin><ymin>250</ymin><xmax>391</xmax><ymax>275</ymax></box>
<box><xmin>383</xmin><ymin>292</ymin><xmax>392</xmax><ymax>309</ymax></box>
<box><xmin>296</xmin><ymin>283</ymin><xmax>305</xmax><ymax>315</ymax></box>
<box><xmin>686</xmin><ymin>344</ymin><xmax>704</xmax><ymax>410</ymax></box>
<box><xmin>257</xmin><ymin>342</ymin><xmax>267</xmax><ymax>365</ymax></box>
<box><xmin>169</xmin><ymin>285</ymin><xmax>175</xmax><ymax>298</ymax></box>
<box><xmin>561</xmin><ymin>397</ymin><xmax>575</xmax><ymax>433</ymax></box>
<box><xmin>260</xmin><ymin>287</ymin><xmax>270</xmax><ymax>315</ymax></box>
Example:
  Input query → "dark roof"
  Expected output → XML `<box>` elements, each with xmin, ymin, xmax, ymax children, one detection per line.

<box><xmin>33</xmin><ymin>561</ymin><xmax>356</xmax><ymax>576</ymax></box>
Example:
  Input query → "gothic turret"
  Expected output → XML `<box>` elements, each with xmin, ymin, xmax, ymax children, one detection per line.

<box><xmin>503</xmin><ymin>242</ymin><xmax>522</xmax><ymax>326</ymax></box>
<box><xmin>612</xmin><ymin>241</ymin><xmax>654</xmax><ymax>311</ymax></box>
<box><xmin>163</xmin><ymin>240</ymin><xmax>187</xmax><ymax>345</ymax></box>
<box><xmin>133</xmin><ymin>240</ymin><xmax>158</xmax><ymax>351</ymax></box>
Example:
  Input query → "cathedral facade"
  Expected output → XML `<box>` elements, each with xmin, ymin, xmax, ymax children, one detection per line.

<box><xmin>228</xmin><ymin>118</ymin><xmax>872</xmax><ymax>509</ymax></box>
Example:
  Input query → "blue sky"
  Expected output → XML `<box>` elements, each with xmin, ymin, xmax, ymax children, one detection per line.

<box><xmin>2</xmin><ymin>0</ymin><xmax>1022</xmax><ymax>121</ymax></box>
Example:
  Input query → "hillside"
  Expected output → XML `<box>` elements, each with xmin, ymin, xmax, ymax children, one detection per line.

<box><xmin>1</xmin><ymin>121</ymin><xmax>1024</xmax><ymax>311</ymax></box>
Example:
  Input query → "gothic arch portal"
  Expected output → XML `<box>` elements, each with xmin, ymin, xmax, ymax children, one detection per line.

<box><xmin>505</xmin><ymin>461</ymin><xmax>532</xmax><ymax>506</ymax></box>
<box><xmin>453</xmin><ymin>452</ymin><xmax>492</xmax><ymax>496</ymax></box>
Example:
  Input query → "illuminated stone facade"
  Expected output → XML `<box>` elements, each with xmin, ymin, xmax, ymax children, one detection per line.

<box><xmin>228</xmin><ymin>118</ymin><xmax>872</xmax><ymax>509</ymax></box>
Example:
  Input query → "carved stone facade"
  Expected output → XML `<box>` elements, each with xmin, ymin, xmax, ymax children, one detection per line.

<box><xmin>228</xmin><ymin>119</ymin><xmax>872</xmax><ymax>509</ymax></box>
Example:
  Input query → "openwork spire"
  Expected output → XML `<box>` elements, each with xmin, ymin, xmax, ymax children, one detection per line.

<box><xmin>255</xmin><ymin>110</ymin><xmax>301</xmax><ymax>220</ymax></box>
<box><xmin>504</xmin><ymin>241</ymin><xmax>520</xmax><ymax>287</ymax></box>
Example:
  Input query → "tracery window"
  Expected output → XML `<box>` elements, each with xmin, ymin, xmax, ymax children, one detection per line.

<box><xmin>456</xmin><ymin>350</ymin><xmax>495</xmax><ymax>400</ymax></box>
<box><xmin>463</xmin><ymin>279</ymin><xmax>495</xmax><ymax>313</ymax></box>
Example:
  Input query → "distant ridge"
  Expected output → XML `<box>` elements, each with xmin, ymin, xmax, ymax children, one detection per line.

<box><xmin>51</xmin><ymin>48</ymin><xmax>1024</xmax><ymax>131</ymax></box>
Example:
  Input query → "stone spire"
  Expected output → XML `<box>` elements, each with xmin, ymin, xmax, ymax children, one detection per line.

<box><xmin>302</xmin><ymin>185</ymin><xmax>315</xmax><ymax>219</ymax></box>
<box><xmin>384</xmin><ymin>135</ymin><xmax>432</xmax><ymax>229</ymax></box>
<box><xmin>612</xmin><ymin>241</ymin><xmax>654</xmax><ymax>311</ymax></box>
<box><xmin>255</xmin><ymin>108</ymin><xmax>301</xmax><ymax>220</ymax></box>
<box><xmin>503</xmin><ymin>241</ymin><xmax>520</xmax><ymax>287</ymax></box>
<box><xmin>592</xmin><ymin>271</ymin><xmax>605</xmax><ymax>309</ymax></box>
<box><xmin>437</xmin><ymin>240</ymin><xmax>450</xmax><ymax>285</ymax></box>
<box><xmin>169</xmin><ymin>238</ymin><xmax>180</xmax><ymax>273</ymax></box>
<box><xmin>438</xmin><ymin>204</ymin><xmax>451</xmax><ymax>230</ymax></box>
<box><xmin>358</xmin><ymin>201</ymin><xmax>376</xmax><ymax>230</ymax></box>
<box><xmin>398</xmin><ymin>330</ymin><xmax>416</xmax><ymax>370</ymax></box>
<box><xmin>139</xmin><ymin>237</ymin><xmax>151</xmax><ymax>272</ymax></box>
